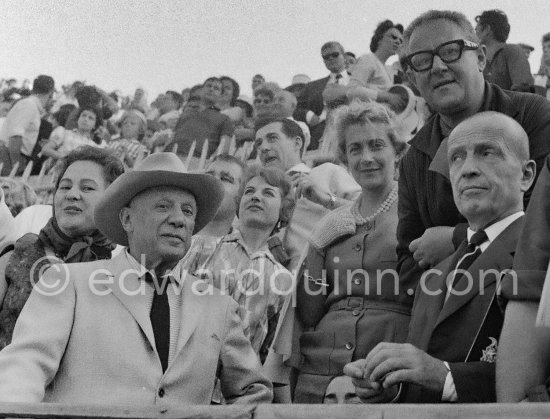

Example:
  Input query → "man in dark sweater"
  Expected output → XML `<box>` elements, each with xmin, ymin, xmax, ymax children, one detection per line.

<box><xmin>391</xmin><ymin>10</ymin><xmax>550</xmax><ymax>290</ymax></box>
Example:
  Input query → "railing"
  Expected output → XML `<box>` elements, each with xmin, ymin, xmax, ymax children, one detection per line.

<box><xmin>1</xmin><ymin>403</ymin><xmax>550</xmax><ymax>419</ymax></box>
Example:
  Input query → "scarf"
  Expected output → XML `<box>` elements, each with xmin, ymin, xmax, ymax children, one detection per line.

<box><xmin>38</xmin><ymin>217</ymin><xmax>115</xmax><ymax>263</ymax></box>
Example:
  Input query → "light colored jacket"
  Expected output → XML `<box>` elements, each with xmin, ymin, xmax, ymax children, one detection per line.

<box><xmin>0</xmin><ymin>251</ymin><xmax>272</xmax><ymax>406</ymax></box>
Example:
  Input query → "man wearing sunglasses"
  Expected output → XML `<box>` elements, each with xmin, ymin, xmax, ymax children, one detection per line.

<box><xmin>394</xmin><ymin>10</ymin><xmax>550</xmax><ymax>311</ymax></box>
<box><xmin>294</xmin><ymin>41</ymin><xmax>348</xmax><ymax>150</ymax></box>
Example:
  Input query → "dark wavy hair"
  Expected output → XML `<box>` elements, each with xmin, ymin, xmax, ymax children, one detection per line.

<box><xmin>475</xmin><ymin>10</ymin><xmax>510</xmax><ymax>43</ymax></box>
<box><xmin>236</xmin><ymin>165</ymin><xmax>294</xmax><ymax>231</ymax></box>
<box><xmin>54</xmin><ymin>146</ymin><xmax>124</xmax><ymax>190</ymax></box>
<box><xmin>370</xmin><ymin>19</ymin><xmax>404</xmax><ymax>53</ymax></box>
<box><xmin>220</xmin><ymin>76</ymin><xmax>240</xmax><ymax>106</ymax></box>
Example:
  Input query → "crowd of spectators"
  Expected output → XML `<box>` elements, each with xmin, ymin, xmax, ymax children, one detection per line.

<box><xmin>0</xmin><ymin>7</ymin><xmax>549</xmax><ymax>410</ymax></box>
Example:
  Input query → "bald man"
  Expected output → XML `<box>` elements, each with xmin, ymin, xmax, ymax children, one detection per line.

<box><xmin>344</xmin><ymin>111</ymin><xmax>536</xmax><ymax>403</ymax></box>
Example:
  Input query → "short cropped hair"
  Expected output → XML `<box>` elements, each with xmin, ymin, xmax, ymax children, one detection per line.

<box><xmin>254</xmin><ymin>117</ymin><xmax>306</xmax><ymax>154</ymax></box>
<box><xmin>332</xmin><ymin>100</ymin><xmax>408</xmax><ymax>165</ymax></box>
<box><xmin>475</xmin><ymin>10</ymin><xmax>510</xmax><ymax>43</ymax></box>
<box><xmin>165</xmin><ymin>90</ymin><xmax>184</xmax><ymax>108</ymax></box>
<box><xmin>321</xmin><ymin>41</ymin><xmax>345</xmax><ymax>54</ymax></box>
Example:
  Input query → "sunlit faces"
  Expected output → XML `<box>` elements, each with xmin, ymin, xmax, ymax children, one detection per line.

<box><xmin>321</xmin><ymin>45</ymin><xmax>346</xmax><ymax>74</ymax></box>
<box><xmin>239</xmin><ymin>176</ymin><xmax>282</xmax><ymax>231</ymax></box>
<box><xmin>406</xmin><ymin>19</ymin><xmax>485</xmax><ymax>117</ymax></box>
<box><xmin>121</xmin><ymin>186</ymin><xmax>197</xmax><ymax>266</ymax></box>
<box><xmin>448</xmin><ymin>119</ymin><xmax>533</xmax><ymax>229</ymax></box>
<box><xmin>378</xmin><ymin>28</ymin><xmax>403</xmax><ymax>55</ymax></box>
<box><xmin>77</xmin><ymin>110</ymin><xmax>97</xmax><ymax>133</ymax></box>
<box><xmin>206</xmin><ymin>160</ymin><xmax>243</xmax><ymax>220</ymax></box>
<box><xmin>120</xmin><ymin>113</ymin><xmax>142</xmax><ymax>140</ymax></box>
<box><xmin>54</xmin><ymin>161</ymin><xmax>108</xmax><ymax>238</ymax></box>
<box><xmin>253</xmin><ymin>93</ymin><xmax>273</xmax><ymax>117</ymax></box>
<box><xmin>344</xmin><ymin>123</ymin><xmax>398</xmax><ymax>191</ymax></box>
<box><xmin>255</xmin><ymin>122</ymin><xmax>302</xmax><ymax>171</ymax></box>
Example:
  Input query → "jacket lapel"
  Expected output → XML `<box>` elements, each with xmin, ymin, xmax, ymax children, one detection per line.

<box><xmin>435</xmin><ymin>217</ymin><xmax>523</xmax><ymax>327</ymax></box>
<box><xmin>104</xmin><ymin>252</ymin><xmax>156</xmax><ymax>350</ymax></box>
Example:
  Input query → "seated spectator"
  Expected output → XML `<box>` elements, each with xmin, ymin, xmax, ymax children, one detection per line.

<box><xmin>345</xmin><ymin>112</ymin><xmax>536</xmax><ymax>403</ymax></box>
<box><xmin>42</xmin><ymin>106</ymin><xmax>104</xmax><ymax>160</ymax></box>
<box><xmin>252</xmin><ymin>74</ymin><xmax>266</xmax><ymax>92</ymax></box>
<box><xmin>0</xmin><ymin>177</ymin><xmax>37</xmax><ymax>217</ymax></box>
<box><xmin>294</xmin><ymin>101</ymin><xmax>411</xmax><ymax>403</ymax></box>
<box><xmin>344</xmin><ymin>52</ymin><xmax>357</xmax><ymax>74</ymax></box>
<box><xmin>0</xmin><ymin>146</ymin><xmax>124</xmax><ymax>350</ymax></box>
<box><xmin>65</xmin><ymin>85</ymin><xmax>118</xmax><ymax>130</ymax></box>
<box><xmin>181</xmin><ymin>154</ymin><xmax>245</xmax><ymax>272</ymax></box>
<box><xmin>219</xmin><ymin>76</ymin><xmax>244</xmax><ymax>124</ymax></box>
<box><xmin>475</xmin><ymin>9</ymin><xmax>534</xmax><ymax>92</ymax></box>
<box><xmin>196</xmin><ymin>165</ymin><xmax>293</xmax><ymax>360</ymax></box>
<box><xmin>0</xmin><ymin>152</ymin><xmax>272</xmax><ymax>405</ymax></box>
<box><xmin>129</xmin><ymin>87</ymin><xmax>150</xmax><ymax>115</ymax></box>
<box><xmin>157</xmin><ymin>90</ymin><xmax>183</xmax><ymax>130</ymax></box>
<box><xmin>272</xmin><ymin>90</ymin><xmax>311</xmax><ymax>151</ymax></box>
<box><xmin>172</xmin><ymin>77</ymin><xmax>234</xmax><ymax>157</ymax></box>
<box><xmin>254</xmin><ymin>86</ymin><xmax>276</xmax><ymax>119</ymax></box>
<box><xmin>106</xmin><ymin>110</ymin><xmax>149</xmax><ymax>167</ymax></box>
<box><xmin>347</xmin><ymin>20</ymin><xmax>406</xmax><ymax>111</ymax></box>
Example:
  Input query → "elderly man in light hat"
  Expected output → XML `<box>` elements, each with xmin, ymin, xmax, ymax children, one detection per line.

<box><xmin>0</xmin><ymin>153</ymin><xmax>273</xmax><ymax>406</ymax></box>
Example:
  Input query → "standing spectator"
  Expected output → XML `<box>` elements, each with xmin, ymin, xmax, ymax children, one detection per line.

<box><xmin>395</xmin><ymin>10</ymin><xmax>550</xmax><ymax>294</ymax></box>
<box><xmin>172</xmin><ymin>77</ymin><xmax>234</xmax><ymax>158</ymax></box>
<box><xmin>0</xmin><ymin>75</ymin><xmax>55</xmax><ymax>175</ymax></box>
<box><xmin>475</xmin><ymin>9</ymin><xmax>534</xmax><ymax>92</ymax></box>
<box><xmin>294</xmin><ymin>42</ymin><xmax>349</xmax><ymax>150</ymax></box>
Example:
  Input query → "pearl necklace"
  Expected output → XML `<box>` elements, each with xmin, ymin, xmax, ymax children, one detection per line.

<box><xmin>350</xmin><ymin>182</ymin><xmax>398</xmax><ymax>226</ymax></box>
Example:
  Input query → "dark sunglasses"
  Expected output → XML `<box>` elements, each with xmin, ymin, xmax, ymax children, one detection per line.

<box><xmin>403</xmin><ymin>39</ymin><xmax>479</xmax><ymax>72</ymax></box>
<box><xmin>322</xmin><ymin>52</ymin><xmax>341</xmax><ymax>60</ymax></box>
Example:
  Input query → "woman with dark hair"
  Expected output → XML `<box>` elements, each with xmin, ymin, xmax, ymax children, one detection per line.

<box><xmin>219</xmin><ymin>76</ymin><xmax>244</xmax><ymax>124</ymax></box>
<box><xmin>293</xmin><ymin>101</ymin><xmax>413</xmax><ymax>402</ymax></box>
<box><xmin>41</xmin><ymin>106</ymin><xmax>105</xmax><ymax>161</ymax></box>
<box><xmin>0</xmin><ymin>146</ymin><xmax>124</xmax><ymax>349</ymax></box>
<box><xmin>106</xmin><ymin>110</ymin><xmax>149</xmax><ymax>167</ymax></box>
<box><xmin>196</xmin><ymin>165</ymin><xmax>294</xmax><ymax>361</ymax></box>
<box><xmin>347</xmin><ymin>20</ymin><xmax>406</xmax><ymax>110</ymax></box>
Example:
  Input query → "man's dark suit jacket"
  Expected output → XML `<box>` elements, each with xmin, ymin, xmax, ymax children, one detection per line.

<box><xmin>400</xmin><ymin>216</ymin><xmax>524</xmax><ymax>403</ymax></box>
<box><xmin>397</xmin><ymin>82</ymin><xmax>550</xmax><ymax>292</ymax></box>
<box><xmin>294</xmin><ymin>76</ymin><xmax>330</xmax><ymax>150</ymax></box>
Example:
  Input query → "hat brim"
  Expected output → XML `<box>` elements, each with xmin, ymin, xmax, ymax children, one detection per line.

<box><xmin>94</xmin><ymin>170</ymin><xmax>224</xmax><ymax>246</ymax></box>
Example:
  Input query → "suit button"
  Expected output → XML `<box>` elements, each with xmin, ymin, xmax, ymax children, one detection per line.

<box><xmin>158</xmin><ymin>388</ymin><xmax>165</xmax><ymax>398</ymax></box>
<box><xmin>352</xmin><ymin>309</ymin><xmax>360</xmax><ymax>316</ymax></box>
<box><xmin>345</xmin><ymin>342</ymin><xmax>354</xmax><ymax>350</ymax></box>
<box><xmin>353</xmin><ymin>243</ymin><xmax>362</xmax><ymax>252</ymax></box>
<box><xmin>353</xmin><ymin>278</ymin><xmax>362</xmax><ymax>285</ymax></box>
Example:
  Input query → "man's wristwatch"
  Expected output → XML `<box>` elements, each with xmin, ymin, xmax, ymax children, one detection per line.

<box><xmin>326</xmin><ymin>193</ymin><xmax>337</xmax><ymax>209</ymax></box>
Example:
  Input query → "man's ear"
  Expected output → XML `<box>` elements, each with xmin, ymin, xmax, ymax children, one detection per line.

<box><xmin>477</xmin><ymin>45</ymin><xmax>487</xmax><ymax>72</ymax></box>
<box><xmin>520</xmin><ymin>160</ymin><xmax>537</xmax><ymax>192</ymax></box>
<box><xmin>294</xmin><ymin>135</ymin><xmax>304</xmax><ymax>154</ymax></box>
<box><xmin>119</xmin><ymin>207</ymin><xmax>133</xmax><ymax>234</ymax></box>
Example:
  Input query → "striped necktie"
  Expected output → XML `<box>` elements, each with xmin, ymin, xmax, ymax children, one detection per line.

<box><xmin>447</xmin><ymin>230</ymin><xmax>488</xmax><ymax>297</ymax></box>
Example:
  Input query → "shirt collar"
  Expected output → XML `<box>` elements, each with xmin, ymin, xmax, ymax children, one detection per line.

<box><xmin>330</xmin><ymin>71</ymin><xmax>349</xmax><ymax>83</ymax></box>
<box><xmin>467</xmin><ymin>211</ymin><xmax>524</xmax><ymax>251</ymax></box>
<box><xmin>222</xmin><ymin>229</ymin><xmax>279</xmax><ymax>264</ymax></box>
<box><xmin>124</xmin><ymin>247</ymin><xmax>183</xmax><ymax>287</ymax></box>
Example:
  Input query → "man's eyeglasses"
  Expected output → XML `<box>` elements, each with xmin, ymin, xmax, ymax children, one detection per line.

<box><xmin>322</xmin><ymin>52</ymin><xmax>340</xmax><ymax>61</ymax></box>
<box><xmin>254</xmin><ymin>97</ymin><xmax>271</xmax><ymax>105</ymax></box>
<box><xmin>402</xmin><ymin>39</ymin><xmax>479</xmax><ymax>72</ymax></box>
